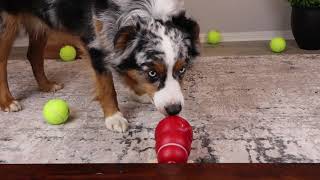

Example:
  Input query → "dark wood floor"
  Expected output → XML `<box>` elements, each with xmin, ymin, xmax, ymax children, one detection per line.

<box><xmin>1</xmin><ymin>164</ymin><xmax>320</xmax><ymax>180</ymax></box>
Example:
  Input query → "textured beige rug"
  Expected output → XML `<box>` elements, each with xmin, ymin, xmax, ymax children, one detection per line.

<box><xmin>1</xmin><ymin>54</ymin><xmax>320</xmax><ymax>163</ymax></box>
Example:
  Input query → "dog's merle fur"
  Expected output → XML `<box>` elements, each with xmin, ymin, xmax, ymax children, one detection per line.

<box><xmin>0</xmin><ymin>0</ymin><xmax>200</xmax><ymax>132</ymax></box>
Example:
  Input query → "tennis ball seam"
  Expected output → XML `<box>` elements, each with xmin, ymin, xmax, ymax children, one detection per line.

<box><xmin>54</xmin><ymin>109</ymin><xmax>66</xmax><ymax>122</ymax></box>
<box><xmin>44</xmin><ymin>105</ymin><xmax>68</xmax><ymax>124</ymax></box>
<box><xmin>48</xmin><ymin>108</ymin><xmax>66</xmax><ymax>124</ymax></box>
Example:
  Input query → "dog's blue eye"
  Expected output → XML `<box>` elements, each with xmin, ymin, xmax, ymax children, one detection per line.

<box><xmin>179</xmin><ymin>68</ymin><xmax>186</xmax><ymax>74</ymax></box>
<box><xmin>148</xmin><ymin>71</ymin><xmax>157</xmax><ymax>77</ymax></box>
<box><xmin>148</xmin><ymin>71</ymin><xmax>159</xmax><ymax>82</ymax></box>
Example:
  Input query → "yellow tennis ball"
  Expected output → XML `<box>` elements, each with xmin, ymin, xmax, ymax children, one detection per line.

<box><xmin>43</xmin><ymin>99</ymin><xmax>69</xmax><ymax>125</ymax></box>
<box><xmin>59</xmin><ymin>45</ymin><xmax>77</xmax><ymax>62</ymax></box>
<box><xmin>207</xmin><ymin>30</ymin><xmax>222</xmax><ymax>45</ymax></box>
<box><xmin>270</xmin><ymin>37</ymin><xmax>286</xmax><ymax>53</ymax></box>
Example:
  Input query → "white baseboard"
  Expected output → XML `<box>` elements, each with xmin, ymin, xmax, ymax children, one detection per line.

<box><xmin>13</xmin><ymin>30</ymin><xmax>294</xmax><ymax>47</ymax></box>
<box><xmin>200</xmin><ymin>30</ymin><xmax>294</xmax><ymax>43</ymax></box>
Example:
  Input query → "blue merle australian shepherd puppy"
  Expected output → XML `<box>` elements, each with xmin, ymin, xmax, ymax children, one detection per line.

<box><xmin>0</xmin><ymin>0</ymin><xmax>200</xmax><ymax>132</ymax></box>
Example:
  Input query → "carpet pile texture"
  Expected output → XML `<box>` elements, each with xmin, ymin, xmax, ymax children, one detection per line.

<box><xmin>1</xmin><ymin>54</ymin><xmax>320</xmax><ymax>163</ymax></box>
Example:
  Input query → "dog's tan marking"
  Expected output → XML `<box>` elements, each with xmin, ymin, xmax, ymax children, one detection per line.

<box><xmin>173</xmin><ymin>59</ymin><xmax>187</xmax><ymax>84</ymax></box>
<box><xmin>0</xmin><ymin>14</ymin><xmax>22</xmax><ymax>112</ymax></box>
<box><xmin>94</xmin><ymin>19</ymin><xmax>104</xmax><ymax>34</ymax></box>
<box><xmin>21</xmin><ymin>16</ymin><xmax>64</xmax><ymax>92</ymax></box>
<box><xmin>95</xmin><ymin>72</ymin><xmax>120</xmax><ymax>117</ymax></box>
<box><xmin>173</xmin><ymin>59</ymin><xmax>186</xmax><ymax>73</ymax></box>
<box><xmin>114</xmin><ymin>34</ymin><xmax>130</xmax><ymax>50</ymax></box>
<box><xmin>21</xmin><ymin>14</ymin><xmax>48</xmax><ymax>37</ymax></box>
<box><xmin>153</xmin><ymin>61</ymin><xmax>166</xmax><ymax>75</ymax></box>
<box><xmin>123</xmin><ymin>70</ymin><xmax>158</xmax><ymax>97</ymax></box>
<box><xmin>27</xmin><ymin>33</ymin><xmax>64</xmax><ymax>92</ymax></box>
<box><xmin>95</xmin><ymin>71</ymin><xmax>129</xmax><ymax>132</ymax></box>
<box><xmin>114</xmin><ymin>26</ymin><xmax>136</xmax><ymax>50</ymax></box>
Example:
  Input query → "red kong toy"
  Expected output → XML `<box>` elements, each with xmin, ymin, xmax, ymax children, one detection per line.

<box><xmin>155</xmin><ymin>116</ymin><xmax>193</xmax><ymax>163</ymax></box>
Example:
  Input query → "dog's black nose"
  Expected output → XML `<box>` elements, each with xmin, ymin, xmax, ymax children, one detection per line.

<box><xmin>165</xmin><ymin>104</ymin><xmax>182</xmax><ymax>116</ymax></box>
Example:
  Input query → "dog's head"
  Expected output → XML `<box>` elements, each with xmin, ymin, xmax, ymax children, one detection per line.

<box><xmin>113</xmin><ymin>12</ymin><xmax>200</xmax><ymax>116</ymax></box>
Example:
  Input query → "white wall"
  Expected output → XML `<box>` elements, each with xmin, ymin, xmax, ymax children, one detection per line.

<box><xmin>185</xmin><ymin>0</ymin><xmax>292</xmax><ymax>33</ymax></box>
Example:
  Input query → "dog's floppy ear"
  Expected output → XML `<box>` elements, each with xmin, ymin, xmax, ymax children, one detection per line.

<box><xmin>172</xmin><ymin>12</ymin><xmax>200</xmax><ymax>57</ymax></box>
<box><xmin>114</xmin><ymin>25</ymin><xmax>138</xmax><ymax>51</ymax></box>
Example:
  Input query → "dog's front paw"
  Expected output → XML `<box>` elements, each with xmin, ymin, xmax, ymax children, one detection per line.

<box><xmin>50</xmin><ymin>83</ymin><xmax>64</xmax><ymax>92</ymax></box>
<box><xmin>3</xmin><ymin>100</ymin><xmax>22</xmax><ymax>112</ymax></box>
<box><xmin>105</xmin><ymin>112</ymin><xmax>129</xmax><ymax>133</ymax></box>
